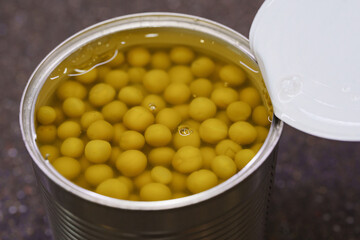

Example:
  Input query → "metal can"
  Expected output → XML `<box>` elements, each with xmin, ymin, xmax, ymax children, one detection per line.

<box><xmin>20</xmin><ymin>13</ymin><xmax>283</xmax><ymax>240</ymax></box>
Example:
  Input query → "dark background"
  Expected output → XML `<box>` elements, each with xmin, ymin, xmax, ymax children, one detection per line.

<box><xmin>1</xmin><ymin>0</ymin><xmax>360</xmax><ymax>239</ymax></box>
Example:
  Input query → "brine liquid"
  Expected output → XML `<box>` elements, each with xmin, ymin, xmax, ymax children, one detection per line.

<box><xmin>34</xmin><ymin>28</ymin><xmax>272</xmax><ymax>201</ymax></box>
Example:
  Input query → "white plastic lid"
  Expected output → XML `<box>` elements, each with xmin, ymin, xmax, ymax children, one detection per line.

<box><xmin>250</xmin><ymin>0</ymin><xmax>360</xmax><ymax>141</ymax></box>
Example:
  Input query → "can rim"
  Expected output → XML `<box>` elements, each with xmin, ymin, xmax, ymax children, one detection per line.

<box><xmin>20</xmin><ymin>12</ymin><xmax>283</xmax><ymax>210</ymax></box>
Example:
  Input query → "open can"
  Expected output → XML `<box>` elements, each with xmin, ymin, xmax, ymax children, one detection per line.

<box><xmin>20</xmin><ymin>13</ymin><xmax>283</xmax><ymax>240</ymax></box>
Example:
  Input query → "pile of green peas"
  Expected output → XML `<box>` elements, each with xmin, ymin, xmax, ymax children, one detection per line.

<box><xmin>35</xmin><ymin>45</ymin><xmax>271</xmax><ymax>201</ymax></box>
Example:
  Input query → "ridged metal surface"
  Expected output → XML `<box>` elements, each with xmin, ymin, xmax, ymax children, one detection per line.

<box><xmin>34</xmin><ymin>150</ymin><xmax>277</xmax><ymax>240</ymax></box>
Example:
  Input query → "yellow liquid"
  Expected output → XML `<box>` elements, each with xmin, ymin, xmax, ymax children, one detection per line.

<box><xmin>35</xmin><ymin>28</ymin><xmax>272</xmax><ymax>201</ymax></box>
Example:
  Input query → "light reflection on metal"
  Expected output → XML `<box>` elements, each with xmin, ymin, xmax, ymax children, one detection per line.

<box><xmin>178</xmin><ymin>126</ymin><xmax>192</xmax><ymax>136</ymax></box>
<box><xmin>240</xmin><ymin>61</ymin><xmax>259</xmax><ymax>73</ymax></box>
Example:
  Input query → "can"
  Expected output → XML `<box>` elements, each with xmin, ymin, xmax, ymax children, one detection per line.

<box><xmin>20</xmin><ymin>13</ymin><xmax>283</xmax><ymax>240</ymax></box>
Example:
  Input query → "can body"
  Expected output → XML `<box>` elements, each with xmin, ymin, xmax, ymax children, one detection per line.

<box><xmin>34</xmin><ymin>144</ymin><xmax>279</xmax><ymax>240</ymax></box>
<box><xmin>20</xmin><ymin>13</ymin><xmax>283</xmax><ymax>240</ymax></box>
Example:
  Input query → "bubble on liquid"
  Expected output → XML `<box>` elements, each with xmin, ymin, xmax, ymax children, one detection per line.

<box><xmin>148</xmin><ymin>103</ymin><xmax>157</xmax><ymax>112</ymax></box>
<box><xmin>178</xmin><ymin>126</ymin><xmax>193</xmax><ymax>136</ymax></box>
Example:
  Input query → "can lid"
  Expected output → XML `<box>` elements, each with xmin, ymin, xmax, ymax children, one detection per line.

<box><xmin>250</xmin><ymin>0</ymin><xmax>360</xmax><ymax>141</ymax></box>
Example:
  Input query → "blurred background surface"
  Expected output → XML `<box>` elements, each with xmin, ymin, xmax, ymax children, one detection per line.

<box><xmin>0</xmin><ymin>0</ymin><xmax>359</xmax><ymax>239</ymax></box>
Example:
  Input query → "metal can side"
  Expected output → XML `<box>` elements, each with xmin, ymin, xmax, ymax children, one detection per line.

<box><xmin>20</xmin><ymin>13</ymin><xmax>283</xmax><ymax>240</ymax></box>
